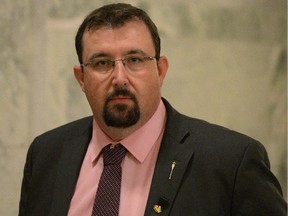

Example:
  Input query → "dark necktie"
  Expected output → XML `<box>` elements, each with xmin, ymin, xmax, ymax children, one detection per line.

<box><xmin>91</xmin><ymin>144</ymin><xmax>127</xmax><ymax>216</ymax></box>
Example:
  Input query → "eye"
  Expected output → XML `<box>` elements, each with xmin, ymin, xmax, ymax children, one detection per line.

<box><xmin>90</xmin><ymin>58</ymin><xmax>112</xmax><ymax>70</ymax></box>
<box><xmin>126</xmin><ymin>56</ymin><xmax>144</xmax><ymax>64</ymax></box>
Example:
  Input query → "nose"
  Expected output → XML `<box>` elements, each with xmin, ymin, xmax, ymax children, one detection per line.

<box><xmin>111</xmin><ymin>60</ymin><xmax>129</xmax><ymax>86</ymax></box>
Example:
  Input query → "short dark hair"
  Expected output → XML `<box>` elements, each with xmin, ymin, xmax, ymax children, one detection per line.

<box><xmin>75</xmin><ymin>3</ymin><xmax>161</xmax><ymax>64</ymax></box>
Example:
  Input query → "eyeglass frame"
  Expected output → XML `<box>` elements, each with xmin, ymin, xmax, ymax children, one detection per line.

<box><xmin>81</xmin><ymin>55</ymin><xmax>157</xmax><ymax>74</ymax></box>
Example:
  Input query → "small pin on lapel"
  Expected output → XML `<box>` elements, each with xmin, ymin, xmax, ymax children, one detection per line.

<box><xmin>168</xmin><ymin>161</ymin><xmax>176</xmax><ymax>180</ymax></box>
<box><xmin>153</xmin><ymin>204</ymin><xmax>162</xmax><ymax>213</ymax></box>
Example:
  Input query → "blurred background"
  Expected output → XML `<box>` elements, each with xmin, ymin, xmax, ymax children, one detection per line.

<box><xmin>0</xmin><ymin>0</ymin><xmax>286</xmax><ymax>215</ymax></box>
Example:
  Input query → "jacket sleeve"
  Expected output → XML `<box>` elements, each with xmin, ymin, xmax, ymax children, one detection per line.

<box><xmin>232</xmin><ymin>141</ymin><xmax>287</xmax><ymax>215</ymax></box>
<box><xmin>18</xmin><ymin>140</ymin><xmax>34</xmax><ymax>216</ymax></box>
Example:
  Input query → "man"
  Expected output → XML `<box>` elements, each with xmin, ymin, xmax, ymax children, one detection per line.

<box><xmin>19</xmin><ymin>3</ymin><xmax>286</xmax><ymax>216</ymax></box>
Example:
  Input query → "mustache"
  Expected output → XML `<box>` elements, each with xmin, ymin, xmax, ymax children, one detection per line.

<box><xmin>106</xmin><ymin>86</ymin><xmax>136</xmax><ymax>101</ymax></box>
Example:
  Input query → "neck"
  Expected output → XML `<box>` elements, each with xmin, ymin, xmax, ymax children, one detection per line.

<box><xmin>100</xmin><ymin>123</ymin><xmax>142</xmax><ymax>142</ymax></box>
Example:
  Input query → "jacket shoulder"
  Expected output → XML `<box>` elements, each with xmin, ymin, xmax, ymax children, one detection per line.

<box><xmin>32</xmin><ymin>116</ymin><xmax>93</xmax><ymax>146</ymax></box>
<box><xmin>164</xmin><ymin>98</ymin><xmax>266</xmax><ymax>154</ymax></box>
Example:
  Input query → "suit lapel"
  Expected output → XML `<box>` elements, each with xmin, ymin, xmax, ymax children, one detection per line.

<box><xmin>49</xmin><ymin>120</ymin><xmax>92</xmax><ymax>216</ymax></box>
<box><xmin>145</xmin><ymin>100</ymin><xmax>199</xmax><ymax>216</ymax></box>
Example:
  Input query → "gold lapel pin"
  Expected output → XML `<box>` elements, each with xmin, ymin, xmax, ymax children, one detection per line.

<box><xmin>153</xmin><ymin>204</ymin><xmax>162</xmax><ymax>213</ymax></box>
<box><xmin>168</xmin><ymin>161</ymin><xmax>176</xmax><ymax>180</ymax></box>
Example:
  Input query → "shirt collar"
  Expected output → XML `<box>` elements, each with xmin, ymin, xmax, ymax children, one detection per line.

<box><xmin>90</xmin><ymin>100</ymin><xmax>166</xmax><ymax>163</ymax></box>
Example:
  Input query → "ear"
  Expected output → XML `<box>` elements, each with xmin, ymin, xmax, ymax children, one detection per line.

<box><xmin>73</xmin><ymin>65</ymin><xmax>85</xmax><ymax>92</ymax></box>
<box><xmin>157</xmin><ymin>56</ymin><xmax>169</xmax><ymax>86</ymax></box>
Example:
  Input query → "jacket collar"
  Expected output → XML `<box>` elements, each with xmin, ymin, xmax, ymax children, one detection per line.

<box><xmin>144</xmin><ymin>98</ymin><xmax>200</xmax><ymax>216</ymax></box>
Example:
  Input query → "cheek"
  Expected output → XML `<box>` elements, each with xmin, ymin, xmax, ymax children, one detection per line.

<box><xmin>144</xmin><ymin>71</ymin><xmax>162</xmax><ymax>92</ymax></box>
<box><xmin>83</xmin><ymin>77</ymin><xmax>106</xmax><ymax>107</ymax></box>
<box><xmin>84</xmin><ymin>74</ymin><xmax>108</xmax><ymax>95</ymax></box>
<box><xmin>135</xmin><ymin>74</ymin><xmax>162</xmax><ymax>104</ymax></box>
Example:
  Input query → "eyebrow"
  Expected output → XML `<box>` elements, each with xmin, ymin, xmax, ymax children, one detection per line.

<box><xmin>125</xmin><ymin>49</ymin><xmax>147</xmax><ymax>56</ymax></box>
<box><xmin>87</xmin><ymin>49</ymin><xmax>149</xmax><ymax>62</ymax></box>
<box><xmin>87</xmin><ymin>52</ymin><xmax>110</xmax><ymax>62</ymax></box>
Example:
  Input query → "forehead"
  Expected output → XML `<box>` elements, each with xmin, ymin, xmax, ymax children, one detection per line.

<box><xmin>82</xmin><ymin>20</ymin><xmax>155</xmax><ymax>58</ymax></box>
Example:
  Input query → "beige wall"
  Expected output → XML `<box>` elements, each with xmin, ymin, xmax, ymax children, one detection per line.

<box><xmin>1</xmin><ymin>0</ymin><xmax>286</xmax><ymax>215</ymax></box>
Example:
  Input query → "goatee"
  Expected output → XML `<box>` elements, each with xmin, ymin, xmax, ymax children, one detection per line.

<box><xmin>103</xmin><ymin>86</ymin><xmax>140</xmax><ymax>128</ymax></box>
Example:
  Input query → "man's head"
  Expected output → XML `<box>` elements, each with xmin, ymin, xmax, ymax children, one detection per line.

<box><xmin>75</xmin><ymin>3</ymin><xmax>161</xmax><ymax>65</ymax></box>
<box><xmin>73</xmin><ymin>3</ymin><xmax>168</xmax><ymax>141</ymax></box>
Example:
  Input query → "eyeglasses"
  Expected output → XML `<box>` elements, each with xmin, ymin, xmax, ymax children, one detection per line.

<box><xmin>81</xmin><ymin>55</ymin><xmax>156</xmax><ymax>74</ymax></box>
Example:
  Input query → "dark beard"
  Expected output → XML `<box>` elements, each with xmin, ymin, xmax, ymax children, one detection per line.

<box><xmin>103</xmin><ymin>86</ymin><xmax>140</xmax><ymax>128</ymax></box>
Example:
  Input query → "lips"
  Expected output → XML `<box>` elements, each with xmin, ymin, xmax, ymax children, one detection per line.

<box><xmin>106</xmin><ymin>86</ymin><xmax>136</xmax><ymax>103</ymax></box>
<box><xmin>108</xmin><ymin>96</ymin><xmax>133</xmax><ymax>104</ymax></box>
<box><xmin>110</xmin><ymin>95</ymin><xmax>132</xmax><ymax>100</ymax></box>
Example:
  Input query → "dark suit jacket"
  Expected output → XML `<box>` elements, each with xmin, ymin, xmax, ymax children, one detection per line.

<box><xmin>19</xmin><ymin>99</ymin><xmax>287</xmax><ymax>216</ymax></box>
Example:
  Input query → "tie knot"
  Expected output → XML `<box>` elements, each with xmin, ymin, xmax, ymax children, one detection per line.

<box><xmin>102</xmin><ymin>144</ymin><xmax>127</xmax><ymax>166</ymax></box>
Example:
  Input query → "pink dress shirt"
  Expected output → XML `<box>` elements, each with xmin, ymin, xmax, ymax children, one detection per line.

<box><xmin>68</xmin><ymin>100</ymin><xmax>166</xmax><ymax>216</ymax></box>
